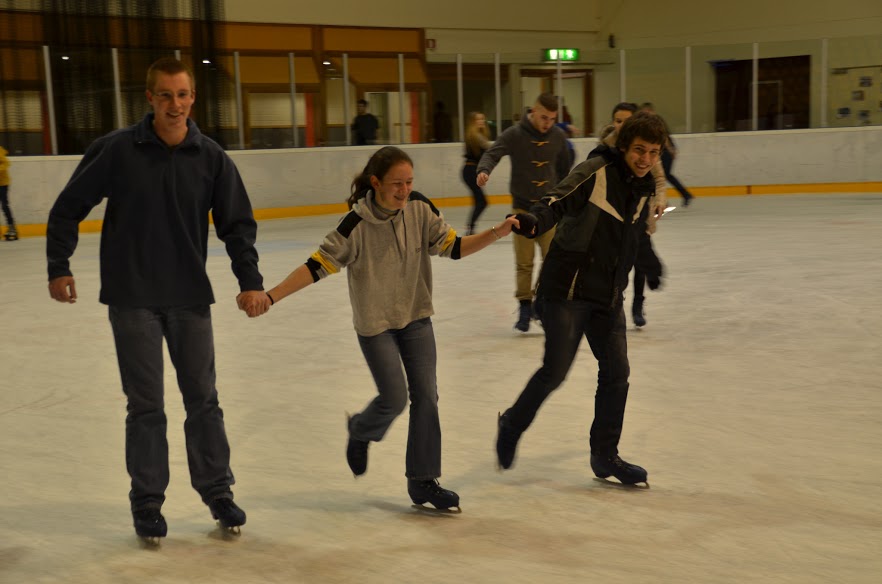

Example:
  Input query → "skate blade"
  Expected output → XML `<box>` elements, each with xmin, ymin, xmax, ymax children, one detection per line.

<box><xmin>411</xmin><ymin>503</ymin><xmax>462</xmax><ymax>515</ymax></box>
<box><xmin>592</xmin><ymin>477</ymin><xmax>650</xmax><ymax>489</ymax></box>
<box><xmin>137</xmin><ymin>535</ymin><xmax>163</xmax><ymax>547</ymax></box>
<box><xmin>217</xmin><ymin>522</ymin><xmax>243</xmax><ymax>535</ymax></box>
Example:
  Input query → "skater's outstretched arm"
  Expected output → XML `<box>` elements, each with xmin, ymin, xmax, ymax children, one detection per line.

<box><xmin>263</xmin><ymin>264</ymin><xmax>316</xmax><ymax>306</ymax></box>
<box><xmin>457</xmin><ymin>216</ymin><xmax>519</xmax><ymax>258</ymax></box>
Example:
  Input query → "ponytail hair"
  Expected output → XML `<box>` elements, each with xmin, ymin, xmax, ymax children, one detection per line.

<box><xmin>348</xmin><ymin>146</ymin><xmax>414</xmax><ymax>209</ymax></box>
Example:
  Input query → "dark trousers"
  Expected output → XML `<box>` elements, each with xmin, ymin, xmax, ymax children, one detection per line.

<box><xmin>506</xmin><ymin>300</ymin><xmax>631</xmax><ymax>456</ymax></box>
<box><xmin>462</xmin><ymin>164</ymin><xmax>487</xmax><ymax>230</ymax></box>
<box><xmin>351</xmin><ymin>317</ymin><xmax>441</xmax><ymax>480</ymax></box>
<box><xmin>662</xmin><ymin>151</ymin><xmax>693</xmax><ymax>201</ymax></box>
<box><xmin>108</xmin><ymin>305</ymin><xmax>234</xmax><ymax>511</ymax></box>
<box><xmin>633</xmin><ymin>230</ymin><xmax>662</xmax><ymax>310</ymax></box>
<box><xmin>0</xmin><ymin>185</ymin><xmax>14</xmax><ymax>226</ymax></box>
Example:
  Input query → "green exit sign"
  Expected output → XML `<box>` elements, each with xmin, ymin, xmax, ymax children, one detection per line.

<box><xmin>543</xmin><ymin>48</ymin><xmax>580</xmax><ymax>62</ymax></box>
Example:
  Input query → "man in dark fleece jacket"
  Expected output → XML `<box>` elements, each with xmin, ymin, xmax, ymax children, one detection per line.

<box><xmin>495</xmin><ymin>112</ymin><xmax>669</xmax><ymax>486</ymax></box>
<box><xmin>46</xmin><ymin>58</ymin><xmax>269</xmax><ymax>541</ymax></box>
<box><xmin>477</xmin><ymin>92</ymin><xmax>571</xmax><ymax>333</ymax></box>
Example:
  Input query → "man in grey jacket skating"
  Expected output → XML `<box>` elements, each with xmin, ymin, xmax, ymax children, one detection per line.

<box><xmin>477</xmin><ymin>93</ymin><xmax>571</xmax><ymax>332</ymax></box>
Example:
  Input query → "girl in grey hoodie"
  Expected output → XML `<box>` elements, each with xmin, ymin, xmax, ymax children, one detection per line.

<box><xmin>265</xmin><ymin>146</ymin><xmax>519</xmax><ymax>511</ymax></box>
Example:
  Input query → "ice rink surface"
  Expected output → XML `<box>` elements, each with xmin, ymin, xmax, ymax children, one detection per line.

<box><xmin>1</xmin><ymin>194</ymin><xmax>880</xmax><ymax>583</ymax></box>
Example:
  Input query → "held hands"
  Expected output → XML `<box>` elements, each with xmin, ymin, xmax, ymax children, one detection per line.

<box><xmin>48</xmin><ymin>276</ymin><xmax>77</xmax><ymax>303</ymax></box>
<box><xmin>508</xmin><ymin>212</ymin><xmax>538</xmax><ymax>237</ymax></box>
<box><xmin>476</xmin><ymin>172</ymin><xmax>490</xmax><ymax>187</ymax></box>
<box><xmin>493</xmin><ymin>215</ymin><xmax>520</xmax><ymax>238</ymax></box>
<box><xmin>236</xmin><ymin>290</ymin><xmax>272</xmax><ymax>318</ymax></box>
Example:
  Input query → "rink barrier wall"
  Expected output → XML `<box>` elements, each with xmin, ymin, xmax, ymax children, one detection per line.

<box><xmin>5</xmin><ymin>126</ymin><xmax>882</xmax><ymax>238</ymax></box>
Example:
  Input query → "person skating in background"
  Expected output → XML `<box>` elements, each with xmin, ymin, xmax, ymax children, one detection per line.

<box><xmin>640</xmin><ymin>102</ymin><xmax>693</xmax><ymax>207</ymax></box>
<box><xmin>462</xmin><ymin>111</ymin><xmax>492</xmax><ymax>235</ymax></box>
<box><xmin>477</xmin><ymin>93</ymin><xmax>571</xmax><ymax>333</ymax></box>
<box><xmin>599</xmin><ymin>102</ymin><xmax>667</xmax><ymax>328</ymax></box>
<box><xmin>0</xmin><ymin>145</ymin><xmax>18</xmax><ymax>241</ymax></box>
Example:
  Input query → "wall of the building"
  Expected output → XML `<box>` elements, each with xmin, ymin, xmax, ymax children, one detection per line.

<box><xmin>222</xmin><ymin>0</ymin><xmax>600</xmax><ymax>29</ymax></box>
<box><xmin>597</xmin><ymin>0</ymin><xmax>882</xmax><ymax>48</ymax></box>
<box><xmin>8</xmin><ymin>126</ymin><xmax>882</xmax><ymax>226</ymax></box>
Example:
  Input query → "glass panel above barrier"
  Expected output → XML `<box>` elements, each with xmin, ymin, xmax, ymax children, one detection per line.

<box><xmin>181</xmin><ymin>51</ymin><xmax>240</xmax><ymax>149</ymax></box>
<box><xmin>0</xmin><ymin>46</ymin><xmax>46</xmax><ymax>155</ymax></box>
<box><xmin>427</xmin><ymin>53</ymin><xmax>498</xmax><ymax>143</ymax></box>
<box><xmin>623</xmin><ymin>47</ymin><xmax>687</xmax><ymax>134</ymax></box>
<box><xmin>757</xmin><ymin>40</ymin><xmax>820</xmax><ymax>130</ymax></box>
<box><xmin>46</xmin><ymin>47</ymin><xmax>116</xmax><ymax>154</ymax></box>
<box><xmin>498</xmin><ymin>50</ymin><xmax>604</xmax><ymax>140</ymax></box>
<box><xmin>689</xmin><ymin>43</ymin><xmax>754</xmax><ymax>133</ymax></box>
<box><xmin>827</xmin><ymin>35</ymin><xmax>882</xmax><ymax>129</ymax></box>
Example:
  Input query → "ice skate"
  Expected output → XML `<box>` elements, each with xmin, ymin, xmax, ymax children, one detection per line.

<box><xmin>514</xmin><ymin>301</ymin><xmax>532</xmax><ymax>333</ymax></box>
<box><xmin>632</xmin><ymin>301</ymin><xmax>646</xmax><ymax>329</ymax></box>
<box><xmin>408</xmin><ymin>479</ymin><xmax>461</xmax><ymax>513</ymax></box>
<box><xmin>495</xmin><ymin>411</ymin><xmax>522</xmax><ymax>470</ymax></box>
<box><xmin>346</xmin><ymin>413</ymin><xmax>369</xmax><ymax>476</ymax></box>
<box><xmin>590</xmin><ymin>454</ymin><xmax>648</xmax><ymax>486</ymax></box>
<box><xmin>133</xmin><ymin>508</ymin><xmax>167</xmax><ymax>544</ymax></box>
<box><xmin>3</xmin><ymin>226</ymin><xmax>17</xmax><ymax>241</ymax></box>
<box><xmin>208</xmin><ymin>497</ymin><xmax>246</xmax><ymax>534</ymax></box>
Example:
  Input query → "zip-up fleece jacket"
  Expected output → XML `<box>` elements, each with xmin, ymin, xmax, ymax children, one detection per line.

<box><xmin>304</xmin><ymin>190</ymin><xmax>462</xmax><ymax>337</ymax></box>
<box><xmin>46</xmin><ymin>114</ymin><xmax>263</xmax><ymax>307</ymax></box>
<box><xmin>530</xmin><ymin>145</ymin><xmax>656</xmax><ymax>308</ymax></box>
<box><xmin>476</xmin><ymin>115</ymin><xmax>571</xmax><ymax>210</ymax></box>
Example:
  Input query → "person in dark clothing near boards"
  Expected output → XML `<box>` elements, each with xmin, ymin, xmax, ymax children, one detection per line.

<box><xmin>476</xmin><ymin>93</ymin><xmax>571</xmax><ymax>333</ymax></box>
<box><xmin>46</xmin><ymin>57</ymin><xmax>270</xmax><ymax>542</ymax></box>
<box><xmin>495</xmin><ymin>111</ymin><xmax>669</xmax><ymax>486</ymax></box>
<box><xmin>352</xmin><ymin>99</ymin><xmax>380</xmax><ymax>146</ymax></box>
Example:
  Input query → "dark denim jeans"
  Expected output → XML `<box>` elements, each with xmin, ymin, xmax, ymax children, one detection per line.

<box><xmin>507</xmin><ymin>299</ymin><xmax>631</xmax><ymax>456</ymax></box>
<box><xmin>351</xmin><ymin>317</ymin><xmax>441</xmax><ymax>480</ymax></box>
<box><xmin>108</xmin><ymin>305</ymin><xmax>234</xmax><ymax>511</ymax></box>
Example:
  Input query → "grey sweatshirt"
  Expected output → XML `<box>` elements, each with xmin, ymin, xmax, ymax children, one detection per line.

<box><xmin>304</xmin><ymin>190</ymin><xmax>461</xmax><ymax>337</ymax></box>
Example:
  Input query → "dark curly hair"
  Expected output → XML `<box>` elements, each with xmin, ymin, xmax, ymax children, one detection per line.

<box><xmin>615</xmin><ymin>111</ymin><xmax>668</xmax><ymax>151</ymax></box>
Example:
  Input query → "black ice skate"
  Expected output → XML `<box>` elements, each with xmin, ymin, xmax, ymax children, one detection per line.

<box><xmin>590</xmin><ymin>454</ymin><xmax>648</xmax><ymax>486</ymax></box>
<box><xmin>496</xmin><ymin>411</ymin><xmax>522</xmax><ymax>470</ymax></box>
<box><xmin>133</xmin><ymin>508</ymin><xmax>167</xmax><ymax>544</ymax></box>
<box><xmin>408</xmin><ymin>479</ymin><xmax>461</xmax><ymax>513</ymax></box>
<box><xmin>514</xmin><ymin>301</ymin><xmax>532</xmax><ymax>332</ymax></box>
<box><xmin>346</xmin><ymin>413</ymin><xmax>369</xmax><ymax>476</ymax></box>
<box><xmin>208</xmin><ymin>497</ymin><xmax>246</xmax><ymax>533</ymax></box>
<box><xmin>3</xmin><ymin>226</ymin><xmax>17</xmax><ymax>241</ymax></box>
<box><xmin>632</xmin><ymin>301</ymin><xmax>646</xmax><ymax>328</ymax></box>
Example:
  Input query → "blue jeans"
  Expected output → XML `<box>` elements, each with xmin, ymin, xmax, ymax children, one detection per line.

<box><xmin>108</xmin><ymin>305</ymin><xmax>235</xmax><ymax>510</ymax></box>
<box><xmin>506</xmin><ymin>299</ymin><xmax>631</xmax><ymax>456</ymax></box>
<box><xmin>351</xmin><ymin>317</ymin><xmax>441</xmax><ymax>480</ymax></box>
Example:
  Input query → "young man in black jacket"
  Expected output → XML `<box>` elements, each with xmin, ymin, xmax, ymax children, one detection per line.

<box><xmin>46</xmin><ymin>58</ymin><xmax>270</xmax><ymax>541</ymax></box>
<box><xmin>495</xmin><ymin>112</ymin><xmax>668</xmax><ymax>485</ymax></box>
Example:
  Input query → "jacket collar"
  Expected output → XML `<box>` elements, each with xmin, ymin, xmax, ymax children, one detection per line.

<box><xmin>134</xmin><ymin>113</ymin><xmax>202</xmax><ymax>150</ymax></box>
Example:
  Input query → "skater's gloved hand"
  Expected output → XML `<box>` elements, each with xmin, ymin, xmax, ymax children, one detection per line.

<box><xmin>647</xmin><ymin>275</ymin><xmax>662</xmax><ymax>291</ymax></box>
<box><xmin>508</xmin><ymin>212</ymin><xmax>538</xmax><ymax>237</ymax></box>
<box><xmin>48</xmin><ymin>276</ymin><xmax>77</xmax><ymax>304</ymax></box>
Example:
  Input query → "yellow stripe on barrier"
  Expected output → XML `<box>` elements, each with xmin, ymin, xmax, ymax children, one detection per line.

<box><xmin>7</xmin><ymin>185</ymin><xmax>881</xmax><ymax>239</ymax></box>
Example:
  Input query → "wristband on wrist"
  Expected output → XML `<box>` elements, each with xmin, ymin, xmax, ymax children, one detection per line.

<box><xmin>491</xmin><ymin>226</ymin><xmax>501</xmax><ymax>240</ymax></box>
<box><xmin>266</xmin><ymin>291</ymin><xmax>275</xmax><ymax>305</ymax></box>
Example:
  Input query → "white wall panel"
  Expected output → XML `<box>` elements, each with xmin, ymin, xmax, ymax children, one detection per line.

<box><xmin>9</xmin><ymin>127</ymin><xmax>882</xmax><ymax>225</ymax></box>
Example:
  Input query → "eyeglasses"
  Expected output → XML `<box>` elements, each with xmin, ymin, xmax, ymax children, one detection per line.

<box><xmin>152</xmin><ymin>90</ymin><xmax>194</xmax><ymax>102</ymax></box>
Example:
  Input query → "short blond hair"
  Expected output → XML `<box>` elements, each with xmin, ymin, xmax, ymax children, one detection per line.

<box><xmin>146</xmin><ymin>57</ymin><xmax>195</xmax><ymax>93</ymax></box>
